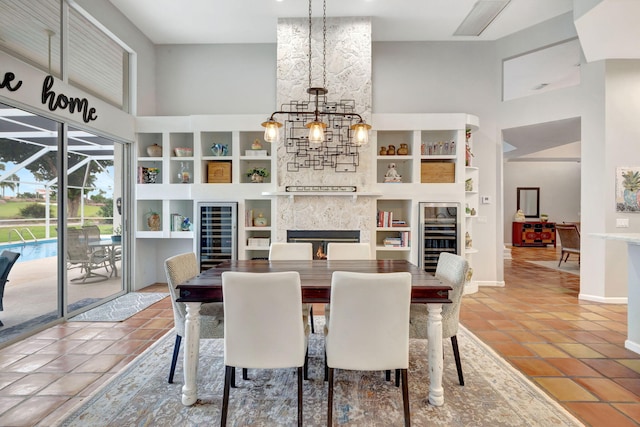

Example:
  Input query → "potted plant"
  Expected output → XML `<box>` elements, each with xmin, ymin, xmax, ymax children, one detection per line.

<box><xmin>246</xmin><ymin>167</ymin><xmax>269</xmax><ymax>183</ymax></box>
<box><xmin>111</xmin><ymin>225</ymin><xmax>122</xmax><ymax>243</ymax></box>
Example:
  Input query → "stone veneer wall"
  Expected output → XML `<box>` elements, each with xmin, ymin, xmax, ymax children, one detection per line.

<box><xmin>275</xmin><ymin>17</ymin><xmax>373</xmax><ymax>243</ymax></box>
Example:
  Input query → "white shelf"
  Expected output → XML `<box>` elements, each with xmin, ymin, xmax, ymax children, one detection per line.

<box><xmin>376</xmin><ymin>246</ymin><xmax>411</xmax><ymax>251</ymax></box>
<box><xmin>376</xmin><ymin>227</ymin><xmax>411</xmax><ymax>231</ymax></box>
<box><xmin>465</xmin><ymin>248</ymin><xmax>479</xmax><ymax>254</ymax></box>
<box><xmin>246</xmin><ymin>246</ymin><xmax>270</xmax><ymax>250</ymax></box>
<box><xmin>245</xmin><ymin>226</ymin><xmax>272</xmax><ymax>231</ymax></box>
<box><xmin>262</xmin><ymin>191</ymin><xmax>382</xmax><ymax>200</ymax></box>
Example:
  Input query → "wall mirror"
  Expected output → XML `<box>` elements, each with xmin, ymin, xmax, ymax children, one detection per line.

<box><xmin>517</xmin><ymin>187</ymin><xmax>540</xmax><ymax>218</ymax></box>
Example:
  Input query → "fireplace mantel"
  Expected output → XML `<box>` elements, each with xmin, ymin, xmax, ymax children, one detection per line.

<box><xmin>262</xmin><ymin>191</ymin><xmax>382</xmax><ymax>201</ymax></box>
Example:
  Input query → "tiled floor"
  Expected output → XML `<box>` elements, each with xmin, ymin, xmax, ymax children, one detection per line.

<box><xmin>0</xmin><ymin>248</ymin><xmax>638</xmax><ymax>426</ymax></box>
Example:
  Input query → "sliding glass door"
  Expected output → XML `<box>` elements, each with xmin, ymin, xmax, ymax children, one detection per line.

<box><xmin>0</xmin><ymin>102</ymin><xmax>128</xmax><ymax>344</ymax></box>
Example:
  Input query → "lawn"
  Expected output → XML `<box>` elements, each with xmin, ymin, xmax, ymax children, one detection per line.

<box><xmin>0</xmin><ymin>200</ymin><xmax>113</xmax><ymax>244</ymax></box>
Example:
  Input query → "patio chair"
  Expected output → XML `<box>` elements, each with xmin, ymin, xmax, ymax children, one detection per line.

<box><xmin>66</xmin><ymin>228</ymin><xmax>110</xmax><ymax>283</ymax></box>
<box><xmin>556</xmin><ymin>223</ymin><xmax>581</xmax><ymax>266</ymax></box>
<box><xmin>0</xmin><ymin>250</ymin><xmax>21</xmax><ymax>326</ymax></box>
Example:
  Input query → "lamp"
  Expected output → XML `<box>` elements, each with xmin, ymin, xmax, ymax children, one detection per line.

<box><xmin>261</xmin><ymin>0</ymin><xmax>370</xmax><ymax>146</ymax></box>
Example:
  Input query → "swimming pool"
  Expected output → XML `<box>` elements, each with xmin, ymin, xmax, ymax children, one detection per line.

<box><xmin>0</xmin><ymin>240</ymin><xmax>58</xmax><ymax>263</ymax></box>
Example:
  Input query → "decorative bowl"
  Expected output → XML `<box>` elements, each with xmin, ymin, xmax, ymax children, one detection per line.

<box><xmin>174</xmin><ymin>147</ymin><xmax>193</xmax><ymax>157</ymax></box>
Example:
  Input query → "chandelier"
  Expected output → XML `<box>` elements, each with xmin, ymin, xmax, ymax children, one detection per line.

<box><xmin>261</xmin><ymin>0</ymin><xmax>371</xmax><ymax>146</ymax></box>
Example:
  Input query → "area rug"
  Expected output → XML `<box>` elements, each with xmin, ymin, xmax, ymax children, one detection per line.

<box><xmin>68</xmin><ymin>292</ymin><xmax>168</xmax><ymax>322</ymax></box>
<box><xmin>55</xmin><ymin>317</ymin><xmax>583</xmax><ymax>427</ymax></box>
<box><xmin>525</xmin><ymin>260</ymin><xmax>580</xmax><ymax>276</ymax></box>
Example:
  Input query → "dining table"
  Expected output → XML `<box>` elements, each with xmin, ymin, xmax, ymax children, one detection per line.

<box><xmin>176</xmin><ymin>259</ymin><xmax>452</xmax><ymax>407</ymax></box>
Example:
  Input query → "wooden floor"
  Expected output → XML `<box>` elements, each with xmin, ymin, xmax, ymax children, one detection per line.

<box><xmin>0</xmin><ymin>247</ymin><xmax>638</xmax><ymax>426</ymax></box>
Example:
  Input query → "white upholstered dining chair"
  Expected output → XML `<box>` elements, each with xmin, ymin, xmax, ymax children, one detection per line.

<box><xmin>268</xmin><ymin>242</ymin><xmax>315</xmax><ymax>332</ymax></box>
<box><xmin>325</xmin><ymin>271</ymin><xmax>412</xmax><ymax>427</ymax></box>
<box><xmin>220</xmin><ymin>271</ymin><xmax>309</xmax><ymax>427</ymax></box>
<box><xmin>164</xmin><ymin>252</ymin><xmax>224</xmax><ymax>383</ymax></box>
<box><xmin>326</xmin><ymin>242</ymin><xmax>371</xmax><ymax>260</ymax></box>
<box><xmin>408</xmin><ymin>252</ymin><xmax>469</xmax><ymax>385</ymax></box>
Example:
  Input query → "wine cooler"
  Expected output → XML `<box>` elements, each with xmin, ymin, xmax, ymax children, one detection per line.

<box><xmin>198</xmin><ymin>202</ymin><xmax>238</xmax><ymax>271</ymax></box>
<box><xmin>419</xmin><ymin>202</ymin><xmax>460</xmax><ymax>273</ymax></box>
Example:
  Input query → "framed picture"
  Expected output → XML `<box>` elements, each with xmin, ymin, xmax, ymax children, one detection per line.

<box><xmin>616</xmin><ymin>166</ymin><xmax>640</xmax><ymax>212</ymax></box>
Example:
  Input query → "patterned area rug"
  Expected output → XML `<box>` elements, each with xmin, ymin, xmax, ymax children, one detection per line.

<box><xmin>68</xmin><ymin>292</ymin><xmax>168</xmax><ymax>322</ymax></box>
<box><xmin>525</xmin><ymin>260</ymin><xmax>580</xmax><ymax>276</ymax></box>
<box><xmin>56</xmin><ymin>317</ymin><xmax>583</xmax><ymax>427</ymax></box>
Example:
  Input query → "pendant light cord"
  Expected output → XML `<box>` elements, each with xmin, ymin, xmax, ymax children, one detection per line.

<box><xmin>308</xmin><ymin>0</ymin><xmax>312</xmax><ymax>89</ymax></box>
<box><xmin>323</xmin><ymin>0</ymin><xmax>327</xmax><ymax>90</ymax></box>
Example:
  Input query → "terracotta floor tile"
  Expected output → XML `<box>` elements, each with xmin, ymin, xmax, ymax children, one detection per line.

<box><xmin>488</xmin><ymin>342</ymin><xmax>536</xmax><ymax>357</ymax></box>
<box><xmin>587</xmin><ymin>343</ymin><xmax>640</xmax><ymax>359</ymax></box>
<box><xmin>5</xmin><ymin>354</ymin><xmax>59</xmax><ymax>373</ymax></box>
<box><xmin>523</xmin><ymin>343</ymin><xmax>570</xmax><ymax>358</ymax></box>
<box><xmin>555</xmin><ymin>343</ymin><xmax>606</xmax><ymax>358</ymax></box>
<box><xmin>583</xmin><ymin>359</ymin><xmax>640</xmax><ymax>378</ymax></box>
<box><xmin>0</xmin><ymin>396</ymin><xmax>24</xmax><ymax>417</ymax></box>
<box><xmin>615</xmin><ymin>378</ymin><xmax>640</xmax><ymax>396</ymax></box>
<box><xmin>509</xmin><ymin>358</ymin><xmax>563</xmax><ymax>376</ymax></box>
<box><xmin>613</xmin><ymin>403</ymin><xmax>640</xmax><ymax>424</ymax></box>
<box><xmin>565</xmin><ymin>402</ymin><xmax>640</xmax><ymax>427</ymax></box>
<box><xmin>93</xmin><ymin>327</ymin><xmax>136</xmax><ymax>340</ymax></box>
<box><xmin>72</xmin><ymin>354</ymin><xmax>124</xmax><ymax>373</ymax></box>
<box><xmin>590</xmin><ymin>329</ymin><xmax>628</xmax><ymax>345</ymax></box>
<box><xmin>37</xmin><ymin>373</ymin><xmax>102</xmax><ymax>396</ymax></box>
<box><xmin>546</xmin><ymin>358</ymin><xmax>602</xmax><ymax>377</ymax></box>
<box><xmin>560</xmin><ymin>330</ymin><xmax>608</xmax><ymax>344</ymax></box>
<box><xmin>101</xmin><ymin>339</ymin><xmax>147</xmax><ymax>355</ymax></box>
<box><xmin>35</xmin><ymin>340</ymin><xmax>84</xmax><ymax>355</ymax></box>
<box><xmin>534</xmin><ymin>377</ymin><xmax>598</xmax><ymax>402</ymax></box>
<box><xmin>68</xmin><ymin>339</ymin><xmax>116</xmax><ymax>355</ymax></box>
<box><xmin>0</xmin><ymin>372</ymin><xmax>25</xmax><ymax>389</ymax></box>
<box><xmin>0</xmin><ymin>395</ymin><xmax>69</xmax><ymax>426</ymax></box>
<box><xmin>2</xmin><ymin>339</ymin><xmax>54</xmax><ymax>355</ymax></box>
<box><xmin>487</xmin><ymin>319</ymin><xmax>522</xmax><ymax>330</ymax></box>
<box><xmin>472</xmin><ymin>330</ymin><xmax>514</xmax><ymax>342</ymax></box>
<box><xmin>460</xmin><ymin>319</ymin><xmax>495</xmax><ymax>330</ymax></box>
<box><xmin>503</xmin><ymin>330</ymin><xmax>544</xmax><ymax>343</ymax></box>
<box><xmin>575</xmin><ymin>377</ymin><xmax>640</xmax><ymax>402</ymax></box>
<box><xmin>0</xmin><ymin>373</ymin><xmax>60</xmax><ymax>396</ymax></box>
<box><xmin>535</xmin><ymin>330</ymin><xmax>576</xmax><ymax>344</ymax></box>
<box><xmin>0</xmin><ymin>353</ymin><xmax>27</xmax><ymax>370</ymax></box>
<box><xmin>36</xmin><ymin>355</ymin><xmax>91</xmax><ymax>373</ymax></box>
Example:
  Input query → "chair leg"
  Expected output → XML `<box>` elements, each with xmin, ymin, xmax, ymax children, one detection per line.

<box><xmin>557</xmin><ymin>253</ymin><xmax>563</xmax><ymax>267</ymax></box>
<box><xmin>327</xmin><ymin>367</ymin><xmax>334</xmax><ymax>427</ymax></box>
<box><xmin>385</xmin><ymin>370</ymin><xmax>391</xmax><ymax>381</ymax></box>
<box><xmin>221</xmin><ymin>365</ymin><xmax>233</xmax><ymax>427</ymax></box>
<box><xmin>297</xmin><ymin>366</ymin><xmax>303</xmax><ymax>427</ymax></box>
<box><xmin>231</xmin><ymin>366</ymin><xmax>236</xmax><ymax>388</ymax></box>
<box><xmin>242</xmin><ymin>368</ymin><xmax>248</xmax><ymax>380</ymax></box>
<box><xmin>324</xmin><ymin>351</ymin><xmax>328</xmax><ymax>381</ymax></box>
<box><xmin>168</xmin><ymin>334</ymin><xmax>182</xmax><ymax>383</ymax></box>
<box><xmin>395</xmin><ymin>369</ymin><xmax>400</xmax><ymax>387</ymax></box>
<box><xmin>310</xmin><ymin>305</ymin><xmax>315</xmax><ymax>334</ymax></box>
<box><xmin>451</xmin><ymin>335</ymin><xmax>464</xmax><ymax>386</ymax></box>
<box><xmin>304</xmin><ymin>348</ymin><xmax>309</xmax><ymax>380</ymax></box>
<box><xmin>401</xmin><ymin>369</ymin><xmax>410</xmax><ymax>427</ymax></box>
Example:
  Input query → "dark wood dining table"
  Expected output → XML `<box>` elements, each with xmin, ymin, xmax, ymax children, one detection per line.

<box><xmin>176</xmin><ymin>259</ymin><xmax>452</xmax><ymax>407</ymax></box>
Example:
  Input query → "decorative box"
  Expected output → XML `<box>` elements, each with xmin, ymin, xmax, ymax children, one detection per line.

<box><xmin>421</xmin><ymin>161</ymin><xmax>455</xmax><ymax>183</ymax></box>
<box><xmin>245</xmin><ymin>150</ymin><xmax>268</xmax><ymax>156</ymax></box>
<box><xmin>207</xmin><ymin>161</ymin><xmax>232</xmax><ymax>183</ymax></box>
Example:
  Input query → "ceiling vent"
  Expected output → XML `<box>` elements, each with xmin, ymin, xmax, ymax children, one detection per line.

<box><xmin>453</xmin><ymin>0</ymin><xmax>511</xmax><ymax>36</ymax></box>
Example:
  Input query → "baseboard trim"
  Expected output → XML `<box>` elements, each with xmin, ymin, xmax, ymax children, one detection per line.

<box><xmin>578</xmin><ymin>293</ymin><xmax>628</xmax><ymax>304</ymax></box>
<box><xmin>477</xmin><ymin>280</ymin><xmax>505</xmax><ymax>288</ymax></box>
<box><xmin>625</xmin><ymin>339</ymin><xmax>640</xmax><ymax>355</ymax></box>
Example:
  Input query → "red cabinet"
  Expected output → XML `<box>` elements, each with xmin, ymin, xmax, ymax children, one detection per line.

<box><xmin>512</xmin><ymin>222</ymin><xmax>556</xmax><ymax>247</ymax></box>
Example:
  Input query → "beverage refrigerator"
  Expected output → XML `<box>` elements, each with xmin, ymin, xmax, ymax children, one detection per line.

<box><xmin>418</xmin><ymin>202</ymin><xmax>461</xmax><ymax>273</ymax></box>
<box><xmin>197</xmin><ymin>202</ymin><xmax>237</xmax><ymax>271</ymax></box>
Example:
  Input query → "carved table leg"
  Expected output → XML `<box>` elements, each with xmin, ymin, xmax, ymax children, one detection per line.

<box><xmin>427</xmin><ymin>303</ymin><xmax>444</xmax><ymax>406</ymax></box>
<box><xmin>181</xmin><ymin>302</ymin><xmax>201</xmax><ymax>406</ymax></box>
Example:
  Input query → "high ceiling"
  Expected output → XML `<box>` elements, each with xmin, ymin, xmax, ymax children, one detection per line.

<box><xmin>108</xmin><ymin>0</ymin><xmax>573</xmax><ymax>44</ymax></box>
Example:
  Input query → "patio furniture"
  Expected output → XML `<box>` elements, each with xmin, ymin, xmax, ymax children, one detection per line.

<box><xmin>0</xmin><ymin>250</ymin><xmax>21</xmax><ymax>327</ymax></box>
<box><xmin>66</xmin><ymin>228</ymin><xmax>110</xmax><ymax>283</ymax></box>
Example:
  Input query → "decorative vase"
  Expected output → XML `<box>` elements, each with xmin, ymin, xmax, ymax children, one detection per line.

<box><xmin>251</xmin><ymin>173</ymin><xmax>264</xmax><ymax>183</ymax></box>
<box><xmin>397</xmin><ymin>143</ymin><xmax>409</xmax><ymax>155</ymax></box>
<box><xmin>146</xmin><ymin>144</ymin><xmax>162</xmax><ymax>157</ymax></box>
<box><xmin>254</xmin><ymin>213</ymin><xmax>268</xmax><ymax>226</ymax></box>
<box><xmin>146</xmin><ymin>212</ymin><xmax>161</xmax><ymax>231</ymax></box>
<box><xmin>111</xmin><ymin>235</ymin><xmax>121</xmax><ymax>243</ymax></box>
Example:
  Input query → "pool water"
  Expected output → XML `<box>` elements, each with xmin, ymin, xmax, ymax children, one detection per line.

<box><xmin>0</xmin><ymin>240</ymin><xmax>58</xmax><ymax>263</ymax></box>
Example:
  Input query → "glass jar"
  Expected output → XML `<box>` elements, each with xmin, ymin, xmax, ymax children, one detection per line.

<box><xmin>178</xmin><ymin>162</ymin><xmax>190</xmax><ymax>183</ymax></box>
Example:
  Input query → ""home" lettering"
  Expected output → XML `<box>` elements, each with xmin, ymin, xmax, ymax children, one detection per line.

<box><xmin>41</xmin><ymin>75</ymin><xmax>98</xmax><ymax>123</ymax></box>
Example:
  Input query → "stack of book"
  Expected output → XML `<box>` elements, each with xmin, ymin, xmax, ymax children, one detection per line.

<box><xmin>383</xmin><ymin>232</ymin><xmax>411</xmax><ymax>247</ymax></box>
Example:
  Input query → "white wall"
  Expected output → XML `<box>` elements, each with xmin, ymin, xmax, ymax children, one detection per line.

<box><xmin>503</xmin><ymin>161</ymin><xmax>581</xmax><ymax>241</ymax></box>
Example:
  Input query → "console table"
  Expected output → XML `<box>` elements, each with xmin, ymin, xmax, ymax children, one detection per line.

<box><xmin>512</xmin><ymin>222</ymin><xmax>556</xmax><ymax>247</ymax></box>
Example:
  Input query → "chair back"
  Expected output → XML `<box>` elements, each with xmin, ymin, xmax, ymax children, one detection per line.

<box><xmin>222</xmin><ymin>271</ymin><xmax>306</xmax><ymax>369</ymax></box>
<box><xmin>435</xmin><ymin>252</ymin><xmax>469</xmax><ymax>338</ymax></box>
<box><xmin>67</xmin><ymin>228</ymin><xmax>90</xmax><ymax>263</ymax></box>
<box><xmin>268</xmin><ymin>242</ymin><xmax>313</xmax><ymax>260</ymax></box>
<box><xmin>326</xmin><ymin>271</ymin><xmax>412</xmax><ymax>371</ymax></box>
<box><xmin>0</xmin><ymin>251</ymin><xmax>20</xmax><ymax>284</ymax></box>
<box><xmin>556</xmin><ymin>223</ymin><xmax>580</xmax><ymax>252</ymax></box>
<box><xmin>82</xmin><ymin>225</ymin><xmax>102</xmax><ymax>243</ymax></box>
<box><xmin>326</xmin><ymin>242</ymin><xmax>371</xmax><ymax>260</ymax></box>
<box><xmin>164</xmin><ymin>252</ymin><xmax>199</xmax><ymax>332</ymax></box>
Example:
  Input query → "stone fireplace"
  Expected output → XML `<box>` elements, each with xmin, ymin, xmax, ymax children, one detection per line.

<box><xmin>287</xmin><ymin>230</ymin><xmax>360</xmax><ymax>259</ymax></box>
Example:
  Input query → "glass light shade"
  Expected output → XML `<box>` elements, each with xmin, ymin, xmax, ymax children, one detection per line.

<box><xmin>306</xmin><ymin>121</ymin><xmax>326</xmax><ymax>145</ymax></box>
<box><xmin>351</xmin><ymin>122</ymin><xmax>371</xmax><ymax>145</ymax></box>
<box><xmin>261</xmin><ymin>120</ymin><xmax>282</xmax><ymax>143</ymax></box>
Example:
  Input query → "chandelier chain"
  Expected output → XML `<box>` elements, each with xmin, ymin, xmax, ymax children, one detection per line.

<box><xmin>308</xmin><ymin>0</ymin><xmax>312</xmax><ymax>89</ymax></box>
<box><xmin>323</xmin><ymin>0</ymin><xmax>327</xmax><ymax>89</ymax></box>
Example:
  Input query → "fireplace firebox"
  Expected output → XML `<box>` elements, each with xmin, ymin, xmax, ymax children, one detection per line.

<box><xmin>287</xmin><ymin>230</ymin><xmax>360</xmax><ymax>260</ymax></box>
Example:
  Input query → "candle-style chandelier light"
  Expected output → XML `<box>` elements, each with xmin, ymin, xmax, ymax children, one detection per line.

<box><xmin>261</xmin><ymin>0</ymin><xmax>371</xmax><ymax>146</ymax></box>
